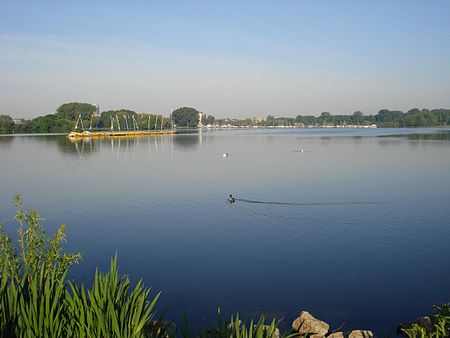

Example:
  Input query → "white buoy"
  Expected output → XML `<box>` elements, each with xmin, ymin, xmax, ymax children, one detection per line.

<box><xmin>300</xmin><ymin>149</ymin><xmax>304</xmax><ymax>153</ymax></box>
<box><xmin>222</xmin><ymin>153</ymin><xmax>229</xmax><ymax>158</ymax></box>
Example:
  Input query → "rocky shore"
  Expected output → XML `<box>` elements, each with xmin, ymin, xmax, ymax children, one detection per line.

<box><xmin>290</xmin><ymin>311</ymin><xmax>374</xmax><ymax>338</ymax></box>
<box><xmin>155</xmin><ymin>307</ymin><xmax>447</xmax><ymax>337</ymax></box>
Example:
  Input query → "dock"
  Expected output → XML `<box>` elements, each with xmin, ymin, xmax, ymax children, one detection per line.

<box><xmin>67</xmin><ymin>130</ymin><xmax>176</xmax><ymax>139</ymax></box>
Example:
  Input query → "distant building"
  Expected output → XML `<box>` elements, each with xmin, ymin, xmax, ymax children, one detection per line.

<box><xmin>92</xmin><ymin>104</ymin><xmax>100</xmax><ymax>117</ymax></box>
<box><xmin>198</xmin><ymin>112</ymin><xmax>203</xmax><ymax>127</ymax></box>
<box><xmin>251</xmin><ymin>117</ymin><xmax>266</xmax><ymax>123</ymax></box>
<box><xmin>12</xmin><ymin>118</ymin><xmax>23</xmax><ymax>124</ymax></box>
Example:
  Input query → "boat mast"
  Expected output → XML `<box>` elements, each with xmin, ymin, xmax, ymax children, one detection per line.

<box><xmin>116</xmin><ymin>114</ymin><xmax>120</xmax><ymax>131</ymax></box>
<box><xmin>124</xmin><ymin>115</ymin><xmax>129</xmax><ymax>131</ymax></box>
<box><xmin>74</xmin><ymin>113</ymin><xmax>81</xmax><ymax>131</ymax></box>
<box><xmin>79</xmin><ymin>114</ymin><xmax>85</xmax><ymax>131</ymax></box>
<box><xmin>133</xmin><ymin>115</ymin><xmax>139</xmax><ymax>131</ymax></box>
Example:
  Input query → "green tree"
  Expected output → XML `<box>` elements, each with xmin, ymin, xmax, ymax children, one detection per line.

<box><xmin>375</xmin><ymin>109</ymin><xmax>403</xmax><ymax>127</ymax></box>
<box><xmin>318</xmin><ymin>112</ymin><xmax>332</xmax><ymax>125</ymax></box>
<box><xmin>56</xmin><ymin>102</ymin><xmax>96</xmax><ymax>120</ymax></box>
<box><xmin>205</xmin><ymin>114</ymin><xmax>215</xmax><ymax>125</ymax></box>
<box><xmin>100</xmin><ymin>110</ymin><xmax>138</xmax><ymax>130</ymax></box>
<box><xmin>431</xmin><ymin>109</ymin><xmax>450</xmax><ymax>126</ymax></box>
<box><xmin>352</xmin><ymin>111</ymin><xmax>364</xmax><ymax>124</ymax></box>
<box><xmin>0</xmin><ymin>195</ymin><xmax>82</xmax><ymax>281</ymax></box>
<box><xmin>0</xmin><ymin>115</ymin><xmax>14</xmax><ymax>134</ymax></box>
<box><xmin>31</xmin><ymin>114</ymin><xmax>58</xmax><ymax>133</ymax></box>
<box><xmin>172</xmin><ymin>107</ymin><xmax>200</xmax><ymax>127</ymax></box>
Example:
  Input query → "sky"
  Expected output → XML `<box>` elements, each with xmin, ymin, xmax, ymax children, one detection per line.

<box><xmin>1</xmin><ymin>0</ymin><xmax>449</xmax><ymax>119</ymax></box>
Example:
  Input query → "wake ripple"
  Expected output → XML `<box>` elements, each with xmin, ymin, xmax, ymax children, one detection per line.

<box><xmin>235</xmin><ymin>198</ymin><xmax>382</xmax><ymax>207</ymax></box>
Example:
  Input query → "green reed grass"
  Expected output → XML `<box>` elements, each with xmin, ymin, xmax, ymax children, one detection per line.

<box><xmin>182</xmin><ymin>308</ymin><xmax>291</xmax><ymax>338</ymax></box>
<box><xmin>0</xmin><ymin>196</ymin><xmax>162</xmax><ymax>337</ymax></box>
<box><xmin>401</xmin><ymin>303</ymin><xmax>450</xmax><ymax>338</ymax></box>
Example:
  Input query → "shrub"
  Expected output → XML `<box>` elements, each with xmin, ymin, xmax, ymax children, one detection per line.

<box><xmin>0</xmin><ymin>195</ymin><xmax>81</xmax><ymax>282</ymax></box>
<box><xmin>0</xmin><ymin>196</ymin><xmax>162</xmax><ymax>337</ymax></box>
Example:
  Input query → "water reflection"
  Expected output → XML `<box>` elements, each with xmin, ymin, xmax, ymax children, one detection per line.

<box><xmin>0</xmin><ymin>136</ymin><xmax>14</xmax><ymax>147</ymax></box>
<box><xmin>54</xmin><ymin>135</ymin><xmax>187</xmax><ymax>158</ymax></box>
<box><xmin>172</xmin><ymin>132</ymin><xmax>204</xmax><ymax>150</ymax></box>
<box><xmin>406</xmin><ymin>131</ymin><xmax>450</xmax><ymax>141</ymax></box>
<box><xmin>6</xmin><ymin>130</ymin><xmax>450</xmax><ymax>158</ymax></box>
<box><xmin>379</xmin><ymin>130</ymin><xmax>450</xmax><ymax>141</ymax></box>
<box><xmin>377</xmin><ymin>130</ymin><xmax>450</xmax><ymax>147</ymax></box>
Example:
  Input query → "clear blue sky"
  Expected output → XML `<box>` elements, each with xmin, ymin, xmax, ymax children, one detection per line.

<box><xmin>1</xmin><ymin>0</ymin><xmax>449</xmax><ymax>118</ymax></box>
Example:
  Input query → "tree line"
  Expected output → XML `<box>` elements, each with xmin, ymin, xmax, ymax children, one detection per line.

<box><xmin>217</xmin><ymin>108</ymin><xmax>450</xmax><ymax>128</ymax></box>
<box><xmin>0</xmin><ymin>103</ymin><xmax>174</xmax><ymax>134</ymax></box>
<box><xmin>1</xmin><ymin>104</ymin><xmax>450</xmax><ymax>134</ymax></box>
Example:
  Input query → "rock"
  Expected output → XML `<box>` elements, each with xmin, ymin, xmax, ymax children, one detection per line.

<box><xmin>327</xmin><ymin>332</ymin><xmax>345</xmax><ymax>338</ymax></box>
<box><xmin>272</xmin><ymin>328</ymin><xmax>281</xmax><ymax>338</ymax></box>
<box><xmin>299</xmin><ymin>320</ymin><xmax>330</xmax><ymax>336</ymax></box>
<box><xmin>292</xmin><ymin>311</ymin><xmax>315</xmax><ymax>331</ymax></box>
<box><xmin>348</xmin><ymin>330</ymin><xmax>375</xmax><ymax>338</ymax></box>
<box><xmin>292</xmin><ymin>311</ymin><xmax>329</xmax><ymax>336</ymax></box>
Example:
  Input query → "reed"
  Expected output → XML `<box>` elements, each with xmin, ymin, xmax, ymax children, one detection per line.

<box><xmin>182</xmin><ymin>309</ymin><xmax>288</xmax><ymax>338</ymax></box>
<box><xmin>401</xmin><ymin>303</ymin><xmax>450</xmax><ymax>338</ymax></box>
<box><xmin>0</xmin><ymin>196</ymin><xmax>162</xmax><ymax>337</ymax></box>
<box><xmin>0</xmin><ymin>265</ymin><xmax>68</xmax><ymax>337</ymax></box>
<box><xmin>66</xmin><ymin>254</ymin><xmax>160</xmax><ymax>337</ymax></box>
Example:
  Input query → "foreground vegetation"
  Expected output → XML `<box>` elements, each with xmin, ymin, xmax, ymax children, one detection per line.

<box><xmin>1</xmin><ymin>196</ymin><xmax>448</xmax><ymax>337</ymax></box>
<box><xmin>0</xmin><ymin>196</ymin><xmax>284</xmax><ymax>337</ymax></box>
<box><xmin>1</xmin><ymin>102</ymin><xmax>450</xmax><ymax>134</ymax></box>
<box><xmin>400</xmin><ymin>304</ymin><xmax>450</xmax><ymax>338</ymax></box>
<box><xmin>0</xmin><ymin>196</ymin><xmax>163</xmax><ymax>337</ymax></box>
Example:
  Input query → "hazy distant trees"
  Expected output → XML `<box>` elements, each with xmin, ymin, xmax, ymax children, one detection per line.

<box><xmin>375</xmin><ymin>109</ymin><xmax>403</xmax><ymax>127</ymax></box>
<box><xmin>1</xmin><ymin>106</ymin><xmax>450</xmax><ymax>134</ymax></box>
<box><xmin>204</xmin><ymin>115</ymin><xmax>215</xmax><ymax>125</ymax></box>
<box><xmin>294</xmin><ymin>109</ymin><xmax>450</xmax><ymax>127</ymax></box>
<box><xmin>352</xmin><ymin>111</ymin><xmax>364</xmax><ymax>124</ymax></box>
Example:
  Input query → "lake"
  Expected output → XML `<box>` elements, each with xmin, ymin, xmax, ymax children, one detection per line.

<box><xmin>1</xmin><ymin>128</ymin><xmax>450</xmax><ymax>336</ymax></box>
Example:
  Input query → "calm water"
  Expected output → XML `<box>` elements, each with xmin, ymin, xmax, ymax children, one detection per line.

<box><xmin>1</xmin><ymin>128</ymin><xmax>450</xmax><ymax>335</ymax></box>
